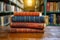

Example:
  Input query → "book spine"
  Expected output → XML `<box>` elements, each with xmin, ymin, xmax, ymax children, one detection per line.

<box><xmin>49</xmin><ymin>14</ymin><xmax>56</xmax><ymax>24</ymax></box>
<box><xmin>10</xmin><ymin>22</ymin><xmax>44</xmax><ymax>29</ymax></box>
<box><xmin>10</xmin><ymin>28</ymin><xmax>44</xmax><ymax>33</ymax></box>
<box><xmin>53</xmin><ymin>14</ymin><xmax>56</xmax><ymax>25</ymax></box>
<box><xmin>58</xmin><ymin>2</ymin><xmax>60</xmax><ymax>11</ymax></box>
<box><xmin>11</xmin><ymin>5</ymin><xmax>15</xmax><ymax>12</ymax></box>
<box><xmin>56</xmin><ymin>2</ymin><xmax>58</xmax><ymax>12</ymax></box>
<box><xmin>53</xmin><ymin>2</ymin><xmax>56</xmax><ymax>12</ymax></box>
<box><xmin>3</xmin><ymin>3</ymin><xmax>6</xmax><ymax>11</ymax></box>
<box><xmin>4</xmin><ymin>16</ymin><xmax>9</xmax><ymax>24</ymax></box>
<box><xmin>50</xmin><ymin>2</ymin><xmax>53</xmax><ymax>12</ymax></box>
<box><xmin>45</xmin><ymin>16</ymin><xmax>49</xmax><ymax>25</ymax></box>
<box><xmin>6</xmin><ymin>4</ymin><xmax>11</xmax><ymax>11</ymax></box>
<box><xmin>0</xmin><ymin>2</ymin><xmax>4</xmax><ymax>12</ymax></box>
<box><xmin>11</xmin><ymin>16</ymin><xmax>45</xmax><ymax>23</ymax></box>
<box><xmin>14</xmin><ymin>12</ymin><xmax>41</xmax><ymax>16</ymax></box>
<box><xmin>47</xmin><ymin>2</ymin><xmax>50</xmax><ymax>12</ymax></box>
<box><xmin>57</xmin><ymin>15</ymin><xmax>60</xmax><ymax>24</ymax></box>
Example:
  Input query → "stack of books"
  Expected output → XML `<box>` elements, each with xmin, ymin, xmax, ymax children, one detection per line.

<box><xmin>10</xmin><ymin>12</ymin><xmax>45</xmax><ymax>33</ymax></box>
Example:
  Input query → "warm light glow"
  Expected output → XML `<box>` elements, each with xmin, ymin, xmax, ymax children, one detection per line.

<box><xmin>24</xmin><ymin>0</ymin><xmax>36</xmax><ymax>10</ymax></box>
<box><xmin>27</xmin><ymin>0</ymin><xmax>32</xmax><ymax>6</ymax></box>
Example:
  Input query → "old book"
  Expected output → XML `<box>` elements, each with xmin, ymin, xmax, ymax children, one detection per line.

<box><xmin>10</xmin><ymin>28</ymin><xmax>44</xmax><ymax>33</ymax></box>
<box><xmin>10</xmin><ymin>22</ymin><xmax>44</xmax><ymax>29</ymax></box>
<box><xmin>14</xmin><ymin>12</ymin><xmax>42</xmax><ymax>16</ymax></box>
<box><xmin>11</xmin><ymin>16</ymin><xmax>45</xmax><ymax>23</ymax></box>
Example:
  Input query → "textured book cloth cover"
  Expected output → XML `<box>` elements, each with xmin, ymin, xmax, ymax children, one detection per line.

<box><xmin>14</xmin><ymin>12</ymin><xmax>41</xmax><ymax>16</ymax></box>
<box><xmin>10</xmin><ymin>22</ymin><xmax>44</xmax><ymax>29</ymax></box>
<box><xmin>9</xmin><ymin>28</ymin><xmax>44</xmax><ymax>33</ymax></box>
<box><xmin>11</xmin><ymin>16</ymin><xmax>45</xmax><ymax>23</ymax></box>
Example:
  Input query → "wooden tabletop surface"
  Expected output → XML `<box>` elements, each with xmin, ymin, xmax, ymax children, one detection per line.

<box><xmin>0</xmin><ymin>26</ymin><xmax>60</xmax><ymax>40</ymax></box>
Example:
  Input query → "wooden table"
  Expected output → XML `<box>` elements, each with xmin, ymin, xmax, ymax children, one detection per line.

<box><xmin>0</xmin><ymin>26</ymin><xmax>60</xmax><ymax>40</ymax></box>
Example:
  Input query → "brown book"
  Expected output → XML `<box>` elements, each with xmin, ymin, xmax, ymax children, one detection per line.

<box><xmin>10</xmin><ymin>28</ymin><xmax>44</xmax><ymax>33</ymax></box>
<box><xmin>53</xmin><ymin>2</ymin><xmax>56</xmax><ymax>12</ymax></box>
<box><xmin>50</xmin><ymin>2</ymin><xmax>53</xmax><ymax>12</ymax></box>
<box><xmin>10</xmin><ymin>22</ymin><xmax>44</xmax><ymax>29</ymax></box>
<box><xmin>14</xmin><ymin>12</ymin><xmax>41</xmax><ymax>16</ymax></box>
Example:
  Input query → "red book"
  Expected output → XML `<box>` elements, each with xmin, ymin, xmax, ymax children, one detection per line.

<box><xmin>47</xmin><ymin>2</ymin><xmax>50</xmax><ymax>12</ymax></box>
<box><xmin>14</xmin><ymin>12</ymin><xmax>41</xmax><ymax>16</ymax></box>
<box><xmin>10</xmin><ymin>22</ymin><xmax>44</xmax><ymax>29</ymax></box>
<box><xmin>10</xmin><ymin>28</ymin><xmax>44</xmax><ymax>33</ymax></box>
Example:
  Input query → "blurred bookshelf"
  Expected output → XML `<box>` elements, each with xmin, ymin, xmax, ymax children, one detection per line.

<box><xmin>0</xmin><ymin>0</ymin><xmax>24</xmax><ymax>26</ymax></box>
<box><xmin>44</xmin><ymin>0</ymin><xmax>60</xmax><ymax>26</ymax></box>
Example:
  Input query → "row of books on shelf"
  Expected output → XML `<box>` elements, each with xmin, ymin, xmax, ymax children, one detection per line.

<box><xmin>0</xmin><ymin>16</ymin><xmax>9</xmax><ymax>26</ymax></box>
<box><xmin>0</xmin><ymin>1</ymin><xmax>23</xmax><ymax>12</ymax></box>
<box><xmin>47</xmin><ymin>2</ymin><xmax>60</xmax><ymax>12</ymax></box>
<box><xmin>46</xmin><ymin>14</ymin><xmax>60</xmax><ymax>25</ymax></box>
<box><xmin>0</xmin><ymin>0</ymin><xmax>23</xmax><ymax>26</ymax></box>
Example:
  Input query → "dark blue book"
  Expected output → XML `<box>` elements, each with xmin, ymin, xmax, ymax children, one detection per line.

<box><xmin>11</xmin><ymin>16</ymin><xmax>45</xmax><ymax>23</ymax></box>
<box><xmin>49</xmin><ymin>14</ymin><xmax>54</xmax><ymax>24</ymax></box>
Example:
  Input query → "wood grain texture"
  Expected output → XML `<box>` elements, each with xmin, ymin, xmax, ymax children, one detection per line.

<box><xmin>0</xmin><ymin>26</ymin><xmax>60</xmax><ymax>40</ymax></box>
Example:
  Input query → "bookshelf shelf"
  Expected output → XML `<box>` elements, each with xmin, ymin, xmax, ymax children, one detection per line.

<box><xmin>18</xmin><ymin>0</ymin><xmax>23</xmax><ymax>4</ymax></box>
<box><xmin>42</xmin><ymin>12</ymin><xmax>60</xmax><ymax>15</ymax></box>
<box><xmin>0</xmin><ymin>11</ymin><xmax>13</xmax><ymax>16</ymax></box>
<box><xmin>47</xmin><ymin>24</ymin><xmax>60</xmax><ymax>26</ymax></box>
<box><xmin>47</xmin><ymin>0</ymin><xmax>60</xmax><ymax>2</ymax></box>
<box><xmin>46</xmin><ymin>12</ymin><xmax>60</xmax><ymax>14</ymax></box>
